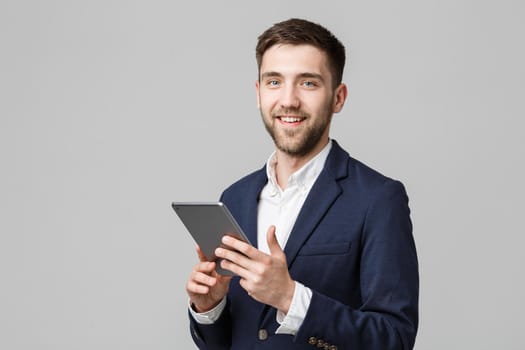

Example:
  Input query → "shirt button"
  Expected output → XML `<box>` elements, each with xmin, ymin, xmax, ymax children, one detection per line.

<box><xmin>308</xmin><ymin>336</ymin><xmax>317</xmax><ymax>345</ymax></box>
<box><xmin>258</xmin><ymin>329</ymin><xmax>268</xmax><ymax>341</ymax></box>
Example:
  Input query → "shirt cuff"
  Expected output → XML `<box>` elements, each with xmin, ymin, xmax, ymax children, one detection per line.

<box><xmin>188</xmin><ymin>297</ymin><xmax>227</xmax><ymax>325</ymax></box>
<box><xmin>275</xmin><ymin>281</ymin><xmax>312</xmax><ymax>335</ymax></box>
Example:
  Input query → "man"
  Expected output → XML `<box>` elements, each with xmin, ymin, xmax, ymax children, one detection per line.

<box><xmin>185</xmin><ymin>18</ymin><xmax>419</xmax><ymax>350</ymax></box>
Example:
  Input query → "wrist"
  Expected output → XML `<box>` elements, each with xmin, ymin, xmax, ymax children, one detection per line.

<box><xmin>189</xmin><ymin>297</ymin><xmax>227</xmax><ymax>325</ymax></box>
<box><xmin>278</xmin><ymin>280</ymin><xmax>296</xmax><ymax>314</ymax></box>
<box><xmin>192</xmin><ymin>300</ymin><xmax>218</xmax><ymax>313</ymax></box>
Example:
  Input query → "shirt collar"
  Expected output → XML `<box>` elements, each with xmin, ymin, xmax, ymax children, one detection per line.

<box><xmin>265</xmin><ymin>140</ymin><xmax>332</xmax><ymax>192</ymax></box>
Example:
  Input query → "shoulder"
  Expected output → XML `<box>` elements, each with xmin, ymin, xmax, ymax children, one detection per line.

<box><xmin>220</xmin><ymin>165</ymin><xmax>267</xmax><ymax>201</ymax></box>
<box><xmin>344</xmin><ymin>157</ymin><xmax>411</xmax><ymax>229</ymax></box>
<box><xmin>330</xmin><ymin>141</ymin><xmax>409</xmax><ymax>201</ymax></box>
<box><xmin>218</xmin><ymin>165</ymin><xmax>268</xmax><ymax>225</ymax></box>
<box><xmin>350</xmin><ymin>157</ymin><xmax>405</xmax><ymax>193</ymax></box>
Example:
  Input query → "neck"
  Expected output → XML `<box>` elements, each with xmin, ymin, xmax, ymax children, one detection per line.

<box><xmin>274</xmin><ymin>138</ymin><xmax>329</xmax><ymax>189</ymax></box>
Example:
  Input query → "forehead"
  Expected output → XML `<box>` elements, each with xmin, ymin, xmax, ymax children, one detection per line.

<box><xmin>260</xmin><ymin>44</ymin><xmax>331</xmax><ymax>78</ymax></box>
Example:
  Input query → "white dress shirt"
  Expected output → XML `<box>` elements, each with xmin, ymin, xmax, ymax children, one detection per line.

<box><xmin>190</xmin><ymin>141</ymin><xmax>333</xmax><ymax>335</ymax></box>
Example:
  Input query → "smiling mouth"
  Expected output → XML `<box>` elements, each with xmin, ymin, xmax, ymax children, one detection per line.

<box><xmin>277</xmin><ymin>116</ymin><xmax>306</xmax><ymax>124</ymax></box>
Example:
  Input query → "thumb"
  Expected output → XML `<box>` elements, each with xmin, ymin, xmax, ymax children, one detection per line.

<box><xmin>266</xmin><ymin>225</ymin><xmax>282</xmax><ymax>255</ymax></box>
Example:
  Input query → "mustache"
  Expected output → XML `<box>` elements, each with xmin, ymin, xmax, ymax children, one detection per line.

<box><xmin>271</xmin><ymin>108</ymin><xmax>310</xmax><ymax>118</ymax></box>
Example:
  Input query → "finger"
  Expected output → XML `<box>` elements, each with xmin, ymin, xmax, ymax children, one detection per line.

<box><xmin>192</xmin><ymin>270</ymin><xmax>217</xmax><ymax>288</ymax></box>
<box><xmin>186</xmin><ymin>279</ymin><xmax>210</xmax><ymax>295</ymax></box>
<box><xmin>216</xmin><ymin>273</ymin><xmax>234</xmax><ymax>283</ymax></box>
<box><xmin>187</xmin><ymin>262</ymin><xmax>218</xmax><ymax>294</ymax></box>
<box><xmin>187</xmin><ymin>269</ymin><xmax>215</xmax><ymax>294</ymax></box>
<box><xmin>266</xmin><ymin>225</ymin><xmax>282</xmax><ymax>255</ymax></box>
<box><xmin>195</xmin><ymin>245</ymin><xmax>209</xmax><ymax>262</ymax></box>
<box><xmin>194</xmin><ymin>260</ymin><xmax>216</xmax><ymax>274</ymax></box>
<box><xmin>219</xmin><ymin>258</ymin><xmax>252</xmax><ymax>280</ymax></box>
<box><xmin>221</xmin><ymin>235</ymin><xmax>259</xmax><ymax>258</ymax></box>
<box><xmin>215</xmin><ymin>247</ymin><xmax>253</xmax><ymax>271</ymax></box>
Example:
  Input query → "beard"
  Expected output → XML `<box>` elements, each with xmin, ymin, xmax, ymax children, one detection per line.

<box><xmin>261</xmin><ymin>106</ymin><xmax>333</xmax><ymax>157</ymax></box>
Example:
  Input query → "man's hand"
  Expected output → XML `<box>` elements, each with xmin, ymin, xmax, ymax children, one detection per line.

<box><xmin>186</xmin><ymin>245</ymin><xmax>232</xmax><ymax>313</ymax></box>
<box><xmin>215</xmin><ymin>225</ymin><xmax>295</xmax><ymax>314</ymax></box>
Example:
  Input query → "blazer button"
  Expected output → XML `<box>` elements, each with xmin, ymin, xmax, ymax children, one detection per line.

<box><xmin>329</xmin><ymin>346</ymin><xmax>338</xmax><ymax>350</ymax></box>
<box><xmin>316</xmin><ymin>339</ymin><xmax>325</xmax><ymax>347</ymax></box>
<box><xmin>308</xmin><ymin>337</ymin><xmax>317</xmax><ymax>345</ymax></box>
<box><xmin>258</xmin><ymin>329</ymin><xmax>268</xmax><ymax>341</ymax></box>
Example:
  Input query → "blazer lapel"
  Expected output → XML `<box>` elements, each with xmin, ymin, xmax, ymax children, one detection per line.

<box><xmin>256</xmin><ymin>141</ymin><xmax>351</xmax><ymax>330</ymax></box>
<box><xmin>284</xmin><ymin>141</ymin><xmax>349</xmax><ymax>267</ymax></box>
<box><xmin>259</xmin><ymin>141</ymin><xmax>350</xmax><ymax>329</ymax></box>
<box><xmin>243</xmin><ymin>167</ymin><xmax>268</xmax><ymax>249</ymax></box>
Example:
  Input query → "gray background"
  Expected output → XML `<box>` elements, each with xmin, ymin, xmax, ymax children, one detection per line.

<box><xmin>1</xmin><ymin>0</ymin><xmax>524</xmax><ymax>349</ymax></box>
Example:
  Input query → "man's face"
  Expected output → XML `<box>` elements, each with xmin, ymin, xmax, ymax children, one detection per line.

<box><xmin>256</xmin><ymin>44</ymin><xmax>346</xmax><ymax>158</ymax></box>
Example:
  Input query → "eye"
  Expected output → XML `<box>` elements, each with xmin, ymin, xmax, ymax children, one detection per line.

<box><xmin>302</xmin><ymin>80</ymin><xmax>317</xmax><ymax>88</ymax></box>
<box><xmin>267</xmin><ymin>80</ymin><xmax>280</xmax><ymax>87</ymax></box>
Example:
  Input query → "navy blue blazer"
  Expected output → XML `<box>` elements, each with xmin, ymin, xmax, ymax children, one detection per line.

<box><xmin>189</xmin><ymin>140</ymin><xmax>419</xmax><ymax>350</ymax></box>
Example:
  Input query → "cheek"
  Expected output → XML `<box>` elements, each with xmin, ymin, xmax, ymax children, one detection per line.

<box><xmin>259</xmin><ymin>93</ymin><xmax>278</xmax><ymax>110</ymax></box>
<box><xmin>308</xmin><ymin>94</ymin><xmax>332</xmax><ymax>113</ymax></box>
<box><xmin>322</xmin><ymin>93</ymin><xmax>337</xmax><ymax>112</ymax></box>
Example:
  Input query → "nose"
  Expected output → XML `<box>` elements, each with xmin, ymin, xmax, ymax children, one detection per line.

<box><xmin>279</xmin><ymin>84</ymin><xmax>300</xmax><ymax>110</ymax></box>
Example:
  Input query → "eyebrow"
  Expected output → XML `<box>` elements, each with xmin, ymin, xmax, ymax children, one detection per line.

<box><xmin>261</xmin><ymin>71</ymin><xmax>325</xmax><ymax>82</ymax></box>
<box><xmin>260</xmin><ymin>71</ymin><xmax>283</xmax><ymax>80</ymax></box>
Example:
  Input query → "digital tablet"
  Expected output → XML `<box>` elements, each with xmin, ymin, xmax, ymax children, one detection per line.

<box><xmin>171</xmin><ymin>202</ymin><xmax>252</xmax><ymax>276</ymax></box>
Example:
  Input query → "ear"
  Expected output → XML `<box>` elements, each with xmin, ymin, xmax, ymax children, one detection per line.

<box><xmin>255</xmin><ymin>80</ymin><xmax>261</xmax><ymax>109</ymax></box>
<box><xmin>332</xmin><ymin>83</ymin><xmax>348</xmax><ymax>113</ymax></box>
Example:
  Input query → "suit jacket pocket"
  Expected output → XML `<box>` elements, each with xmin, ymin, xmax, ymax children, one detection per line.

<box><xmin>297</xmin><ymin>241</ymin><xmax>351</xmax><ymax>256</ymax></box>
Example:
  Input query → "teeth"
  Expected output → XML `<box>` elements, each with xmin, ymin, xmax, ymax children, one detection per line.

<box><xmin>281</xmin><ymin>117</ymin><xmax>302</xmax><ymax>123</ymax></box>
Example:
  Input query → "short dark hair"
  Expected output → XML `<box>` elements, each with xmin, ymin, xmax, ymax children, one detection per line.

<box><xmin>256</xmin><ymin>18</ymin><xmax>346</xmax><ymax>88</ymax></box>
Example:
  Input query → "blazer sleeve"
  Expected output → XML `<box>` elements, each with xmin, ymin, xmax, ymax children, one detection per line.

<box><xmin>294</xmin><ymin>180</ymin><xmax>419</xmax><ymax>350</ymax></box>
<box><xmin>189</xmin><ymin>299</ymin><xmax>232</xmax><ymax>350</ymax></box>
